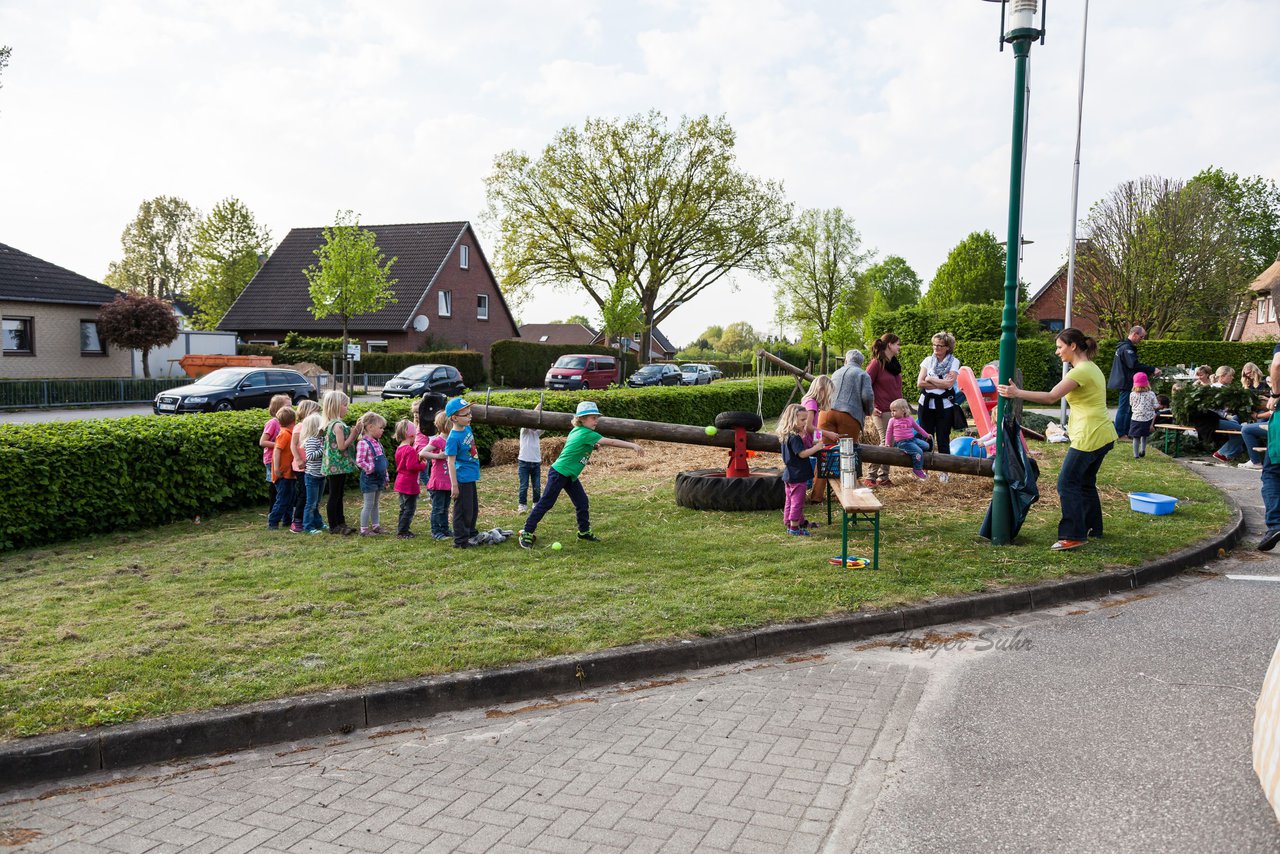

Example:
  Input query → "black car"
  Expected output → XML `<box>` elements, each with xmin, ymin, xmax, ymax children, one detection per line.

<box><xmin>626</xmin><ymin>364</ymin><xmax>683</xmax><ymax>387</ymax></box>
<box><xmin>380</xmin><ymin>363</ymin><xmax>467</xmax><ymax>400</ymax></box>
<box><xmin>154</xmin><ymin>367</ymin><xmax>315</xmax><ymax>414</ymax></box>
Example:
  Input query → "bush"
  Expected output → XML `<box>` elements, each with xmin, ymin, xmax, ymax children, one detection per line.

<box><xmin>864</xmin><ymin>301</ymin><xmax>1044</xmax><ymax>345</ymax></box>
<box><xmin>898</xmin><ymin>337</ymin><xmax>1059</xmax><ymax>397</ymax></box>
<box><xmin>1096</xmin><ymin>339</ymin><xmax>1280</xmax><ymax>376</ymax></box>
<box><xmin>282</xmin><ymin>333</ymin><xmax>343</xmax><ymax>350</ymax></box>
<box><xmin>236</xmin><ymin>345</ymin><xmax>486</xmax><ymax>387</ymax></box>
<box><xmin>0</xmin><ymin>378</ymin><xmax>799</xmax><ymax>551</ymax></box>
<box><xmin>490</xmin><ymin>340</ymin><xmax>639</xmax><ymax>388</ymax></box>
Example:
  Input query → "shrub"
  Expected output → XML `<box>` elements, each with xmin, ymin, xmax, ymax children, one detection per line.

<box><xmin>236</xmin><ymin>345</ymin><xmax>486</xmax><ymax>387</ymax></box>
<box><xmin>864</xmin><ymin>301</ymin><xmax>1043</xmax><ymax>345</ymax></box>
<box><xmin>898</xmin><ymin>337</ymin><xmax>1058</xmax><ymax>397</ymax></box>
<box><xmin>282</xmin><ymin>333</ymin><xmax>343</xmax><ymax>350</ymax></box>
<box><xmin>490</xmin><ymin>340</ymin><xmax>639</xmax><ymax>388</ymax></box>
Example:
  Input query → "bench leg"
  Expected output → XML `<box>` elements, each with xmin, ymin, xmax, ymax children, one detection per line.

<box><xmin>841</xmin><ymin>508</ymin><xmax>849</xmax><ymax>567</ymax></box>
<box><xmin>872</xmin><ymin>511</ymin><xmax>880</xmax><ymax>570</ymax></box>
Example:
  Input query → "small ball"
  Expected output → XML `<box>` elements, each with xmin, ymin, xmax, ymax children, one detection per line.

<box><xmin>551</xmin><ymin>542</ymin><xmax>562</xmax><ymax>550</ymax></box>
<box><xmin>705</xmin><ymin>425</ymin><xmax>717</xmax><ymax>436</ymax></box>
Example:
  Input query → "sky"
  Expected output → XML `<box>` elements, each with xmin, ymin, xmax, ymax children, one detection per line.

<box><xmin>1</xmin><ymin>0</ymin><xmax>1278</xmax><ymax>348</ymax></box>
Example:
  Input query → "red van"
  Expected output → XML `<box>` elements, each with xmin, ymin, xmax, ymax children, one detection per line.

<box><xmin>545</xmin><ymin>354</ymin><xmax>617</xmax><ymax>390</ymax></box>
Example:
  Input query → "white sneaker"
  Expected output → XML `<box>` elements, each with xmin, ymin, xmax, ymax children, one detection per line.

<box><xmin>938</xmin><ymin>472</ymin><xmax>950</xmax><ymax>484</ymax></box>
<box><xmin>517</xmin><ymin>504</ymin><xmax>528</xmax><ymax>513</ymax></box>
<box><xmin>1238</xmin><ymin>460</ymin><xmax>1263</xmax><ymax>470</ymax></box>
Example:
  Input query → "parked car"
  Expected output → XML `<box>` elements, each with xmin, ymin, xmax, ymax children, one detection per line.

<box><xmin>545</xmin><ymin>354</ymin><xmax>617</xmax><ymax>390</ymax></box>
<box><xmin>154</xmin><ymin>367</ymin><xmax>314</xmax><ymax>414</ymax></box>
<box><xmin>705</xmin><ymin>364</ymin><xmax>724</xmax><ymax>381</ymax></box>
<box><xmin>627</xmin><ymin>364</ymin><xmax>683</xmax><ymax>387</ymax></box>
<box><xmin>680</xmin><ymin>364</ymin><xmax>714</xmax><ymax>385</ymax></box>
<box><xmin>380</xmin><ymin>363</ymin><xmax>467</xmax><ymax>400</ymax></box>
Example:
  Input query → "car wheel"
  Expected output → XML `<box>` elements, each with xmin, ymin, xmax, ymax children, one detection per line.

<box><xmin>215</xmin><ymin>400</ymin><xmax>233</xmax><ymax>412</ymax></box>
<box><xmin>674</xmin><ymin>468</ymin><xmax>785</xmax><ymax>511</ymax></box>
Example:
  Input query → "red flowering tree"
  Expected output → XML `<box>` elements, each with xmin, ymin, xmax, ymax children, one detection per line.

<box><xmin>96</xmin><ymin>295</ymin><xmax>179</xmax><ymax>378</ymax></box>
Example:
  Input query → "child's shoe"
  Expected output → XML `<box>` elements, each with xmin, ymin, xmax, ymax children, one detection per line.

<box><xmin>290</xmin><ymin>523</ymin><xmax>304</xmax><ymax>533</ymax></box>
<box><xmin>913</xmin><ymin>469</ymin><xmax>927</xmax><ymax>481</ymax></box>
<box><xmin>307</xmin><ymin>528</ymin><xmax>324</xmax><ymax>535</ymax></box>
<box><xmin>517</xmin><ymin>504</ymin><xmax>528</xmax><ymax>513</ymax></box>
<box><xmin>371</xmin><ymin>525</ymin><xmax>383</xmax><ymax>534</ymax></box>
<box><xmin>518</xmin><ymin>531</ymin><xmax>536</xmax><ymax>549</ymax></box>
<box><xmin>397</xmin><ymin>531</ymin><xmax>415</xmax><ymax>539</ymax></box>
<box><xmin>577</xmin><ymin>530</ymin><xmax>602</xmax><ymax>542</ymax></box>
<box><xmin>787</xmin><ymin>526</ymin><xmax>810</xmax><ymax>537</ymax></box>
<box><xmin>359</xmin><ymin>527</ymin><xmax>370</xmax><ymax>536</ymax></box>
<box><xmin>432</xmin><ymin>533</ymin><xmax>448</xmax><ymax>540</ymax></box>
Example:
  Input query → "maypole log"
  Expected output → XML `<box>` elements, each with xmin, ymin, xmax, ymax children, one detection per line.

<box><xmin>468</xmin><ymin>404</ymin><xmax>993</xmax><ymax>478</ymax></box>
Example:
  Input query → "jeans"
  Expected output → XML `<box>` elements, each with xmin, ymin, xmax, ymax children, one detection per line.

<box><xmin>783</xmin><ymin>481</ymin><xmax>807</xmax><ymax>527</ymax></box>
<box><xmin>1243</xmin><ymin>421</ymin><xmax>1269</xmax><ymax>465</ymax></box>
<box><xmin>360</xmin><ymin>489</ymin><xmax>382</xmax><ymax>530</ymax></box>
<box><xmin>518</xmin><ymin>460</ymin><xmax>542</xmax><ymax>506</ymax></box>
<box><xmin>894</xmin><ymin>438</ymin><xmax>929</xmax><ymax>471</ymax></box>
<box><xmin>1057</xmin><ymin>442</ymin><xmax>1113</xmax><ymax>541</ymax></box>
<box><xmin>304</xmin><ymin>474</ymin><xmax>325</xmax><ymax>531</ymax></box>
<box><xmin>429</xmin><ymin>489</ymin><xmax>451</xmax><ymax>537</ymax></box>
<box><xmin>453</xmin><ymin>481</ymin><xmax>479</xmax><ymax>546</ymax></box>
<box><xmin>1217</xmin><ymin>418</ymin><xmax>1245</xmax><ymax>458</ymax></box>
<box><xmin>292</xmin><ymin>470</ymin><xmax>307</xmax><ymax>526</ymax></box>
<box><xmin>326</xmin><ymin>474</ymin><xmax>347</xmax><ymax>530</ymax></box>
<box><xmin>523</xmin><ymin>469</ymin><xmax>589</xmax><ymax>535</ymax></box>
<box><xmin>265</xmin><ymin>463</ymin><xmax>276</xmax><ymax>510</ymax></box>
<box><xmin>268</xmin><ymin>477</ymin><xmax>296</xmax><ymax>528</ymax></box>
<box><xmin>1263</xmin><ymin>453</ymin><xmax>1280</xmax><ymax>532</ymax></box>
<box><xmin>1114</xmin><ymin>389</ymin><xmax>1132</xmax><ymax>437</ymax></box>
<box><xmin>397</xmin><ymin>492</ymin><xmax>417</xmax><ymax>535</ymax></box>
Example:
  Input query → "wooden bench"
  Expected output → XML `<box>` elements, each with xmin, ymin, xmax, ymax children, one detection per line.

<box><xmin>1152</xmin><ymin>424</ymin><xmax>1240</xmax><ymax>457</ymax></box>
<box><xmin>825</xmin><ymin>480</ymin><xmax>883</xmax><ymax>570</ymax></box>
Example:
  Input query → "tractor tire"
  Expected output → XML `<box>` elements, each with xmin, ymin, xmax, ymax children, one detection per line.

<box><xmin>674</xmin><ymin>467</ymin><xmax>785</xmax><ymax>512</ymax></box>
<box><xmin>714</xmin><ymin>411</ymin><xmax>763</xmax><ymax>432</ymax></box>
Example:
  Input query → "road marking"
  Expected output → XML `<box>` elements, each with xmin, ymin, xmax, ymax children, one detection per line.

<box><xmin>1226</xmin><ymin>575</ymin><xmax>1280</xmax><ymax>582</ymax></box>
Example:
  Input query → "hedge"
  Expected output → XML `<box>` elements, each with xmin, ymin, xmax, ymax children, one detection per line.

<box><xmin>0</xmin><ymin>378</ymin><xmax>799</xmax><ymax>551</ymax></box>
<box><xmin>864</xmin><ymin>301</ymin><xmax>1044</xmax><ymax>345</ymax></box>
<box><xmin>894</xmin><ymin>336</ymin><xmax>1058</xmax><ymax>398</ymax></box>
<box><xmin>1095</xmin><ymin>339</ymin><xmax>1280</xmax><ymax>374</ymax></box>
<box><xmin>236</xmin><ymin>345</ymin><xmax>486</xmax><ymax>387</ymax></box>
<box><xmin>490</xmin><ymin>340</ymin><xmax>639</xmax><ymax>388</ymax></box>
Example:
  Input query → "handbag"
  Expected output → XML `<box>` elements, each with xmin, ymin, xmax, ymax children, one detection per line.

<box><xmin>952</xmin><ymin>404</ymin><xmax>969</xmax><ymax>431</ymax></box>
<box><xmin>321</xmin><ymin>420</ymin><xmax>358</xmax><ymax>476</ymax></box>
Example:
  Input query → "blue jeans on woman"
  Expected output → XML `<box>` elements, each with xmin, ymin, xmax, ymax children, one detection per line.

<box><xmin>1057</xmin><ymin>442</ymin><xmax>1114</xmax><ymax>541</ymax></box>
<box><xmin>1243</xmin><ymin>421</ymin><xmax>1269</xmax><ymax>465</ymax></box>
<box><xmin>1216</xmin><ymin>418</ymin><xmax>1245</xmax><ymax>458</ymax></box>
<box><xmin>304</xmin><ymin>474</ymin><xmax>326</xmax><ymax>532</ymax></box>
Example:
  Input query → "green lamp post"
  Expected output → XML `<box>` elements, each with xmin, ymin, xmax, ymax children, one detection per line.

<box><xmin>986</xmin><ymin>0</ymin><xmax>1046</xmax><ymax>545</ymax></box>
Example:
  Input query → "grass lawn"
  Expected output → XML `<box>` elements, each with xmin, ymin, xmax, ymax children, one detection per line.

<box><xmin>0</xmin><ymin>440</ymin><xmax>1230</xmax><ymax>740</ymax></box>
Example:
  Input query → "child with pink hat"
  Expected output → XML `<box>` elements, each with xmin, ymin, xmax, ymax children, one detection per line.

<box><xmin>1128</xmin><ymin>372</ymin><xmax>1157</xmax><ymax>458</ymax></box>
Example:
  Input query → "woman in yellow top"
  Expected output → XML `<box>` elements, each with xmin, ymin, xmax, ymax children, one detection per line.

<box><xmin>997</xmin><ymin>328</ymin><xmax>1118</xmax><ymax>551</ymax></box>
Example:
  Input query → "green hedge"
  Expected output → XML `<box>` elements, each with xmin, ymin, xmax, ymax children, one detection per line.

<box><xmin>236</xmin><ymin>345</ymin><xmax>486</xmax><ymax>386</ymax></box>
<box><xmin>282</xmin><ymin>333</ymin><xmax>343</xmax><ymax>350</ymax></box>
<box><xmin>1096</xmin><ymin>339</ymin><xmax>1280</xmax><ymax>374</ymax></box>
<box><xmin>490</xmin><ymin>340</ymin><xmax>639</xmax><ymax>388</ymax></box>
<box><xmin>898</xmin><ymin>337</ymin><xmax>1059</xmax><ymax>397</ymax></box>
<box><xmin>0</xmin><ymin>379</ymin><xmax>799</xmax><ymax>551</ymax></box>
<box><xmin>865</xmin><ymin>301</ymin><xmax>1044</xmax><ymax>345</ymax></box>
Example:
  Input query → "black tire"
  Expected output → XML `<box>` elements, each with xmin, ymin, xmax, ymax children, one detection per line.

<box><xmin>215</xmin><ymin>400</ymin><xmax>233</xmax><ymax>412</ymax></box>
<box><xmin>674</xmin><ymin>468</ymin><xmax>784</xmax><ymax>512</ymax></box>
<box><xmin>714</xmin><ymin>411</ymin><xmax>763</xmax><ymax>432</ymax></box>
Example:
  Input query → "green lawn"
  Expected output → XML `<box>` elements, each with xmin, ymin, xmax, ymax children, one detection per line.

<box><xmin>0</xmin><ymin>443</ymin><xmax>1230</xmax><ymax>740</ymax></box>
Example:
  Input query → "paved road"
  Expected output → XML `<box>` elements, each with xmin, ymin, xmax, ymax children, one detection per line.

<box><xmin>1</xmin><ymin>463</ymin><xmax>1278</xmax><ymax>852</ymax></box>
<box><xmin>0</xmin><ymin>395</ymin><xmax>385</xmax><ymax>424</ymax></box>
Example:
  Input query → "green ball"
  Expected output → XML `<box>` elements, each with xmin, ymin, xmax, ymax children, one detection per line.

<box><xmin>705</xmin><ymin>425</ymin><xmax>717</xmax><ymax>436</ymax></box>
<box><xmin>551</xmin><ymin>542</ymin><xmax>562</xmax><ymax>550</ymax></box>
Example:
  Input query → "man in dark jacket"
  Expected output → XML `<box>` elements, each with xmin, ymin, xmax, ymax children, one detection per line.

<box><xmin>1108</xmin><ymin>325</ymin><xmax>1157</xmax><ymax>436</ymax></box>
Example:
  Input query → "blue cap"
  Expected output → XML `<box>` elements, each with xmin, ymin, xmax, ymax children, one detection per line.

<box><xmin>575</xmin><ymin>401</ymin><xmax>601</xmax><ymax>417</ymax></box>
<box><xmin>444</xmin><ymin>397</ymin><xmax>471</xmax><ymax>417</ymax></box>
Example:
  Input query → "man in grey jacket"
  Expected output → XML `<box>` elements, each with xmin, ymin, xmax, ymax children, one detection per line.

<box><xmin>820</xmin><ymin>349</ymin><xmax>875</xmax><ymax>443</ymax></box>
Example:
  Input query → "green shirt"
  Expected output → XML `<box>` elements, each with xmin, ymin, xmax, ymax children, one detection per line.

<box><xmin>1065</xmin><ymin>361</ymin><xmax>1118</xmax><ymax>452</ymax></box>
<box><xmin>552</xmin><ymin>425</ymin><xmax>603</xmax><ymax>479</ymax></box>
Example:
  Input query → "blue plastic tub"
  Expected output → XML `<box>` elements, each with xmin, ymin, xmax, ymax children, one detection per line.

<box><xmin>1130</xmin><ymin>492</ymin><xmax>1177</xmax><ymax>515</ymax></box>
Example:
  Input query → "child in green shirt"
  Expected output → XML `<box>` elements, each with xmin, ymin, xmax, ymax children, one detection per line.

<box><xmin>518</xmin><ymin>401</ymin><xmax>643</xmax><ymax>548</ymax></box>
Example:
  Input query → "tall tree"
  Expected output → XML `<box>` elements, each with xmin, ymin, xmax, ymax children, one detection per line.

<box><xmin>1188</xmin><ymin>166</ymin><xmax>1280</xmax><ymax>279</ymax></box>
<box><xmin>560</xmin><ymin>314</ymin><xmax>593</xmax><ymax>327</ymax></box>
<box><xmin>1075</xmin><ymin>175</ymin><xmax>1246</xmax><ymax>339</ymax></box>
<box><xmin>774</xmin><ymin>207</ymin><xmax>872</xmax><ymax>368</ymax></box>
<box><xmin>96</xmin><ymin>294</ymin><xmax>179</xmax><ymax>379</ymax></box>
<box><xmin>922</xmin><ymin>231</ymin><xmax>1006</xmax><ymax>309</ymax></box>
<box><xmin>696</xmin><ymin>325</ymin><xmax>724</xmax><ymax>351</ymax></box>
<box><xmin>486</xmin><ymin>111</ymin><xmax>791</xmax><ymax>363</ymax></box>
<box><xmin>304</xmin><ymin>211</ymin><xmax>398</xmax><ymax>392</ymax></box>
<box><xmin>188</xmin><ymin>197</ymin><xmax>272</xmax><ymax>330</ymax></box>
<box><xmin>718</xmin><ymin>321</ymin><xmax>760</xmax><ymax>355</ymax></box>
<box><xmin>862</xmin><ymin>255</ymin><xmax>922</xmax><ymax>309</ymax></box>
<box><xmin>104</xmin><ymin>196</ymin><xmax>200</xmax><ymax>298</ymax></box>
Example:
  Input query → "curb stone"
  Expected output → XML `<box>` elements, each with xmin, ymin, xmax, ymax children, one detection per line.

<box><xmin>0</xmin><ymin>494</ymin><xmax>1245</xmax><ymax>792</ymax></box>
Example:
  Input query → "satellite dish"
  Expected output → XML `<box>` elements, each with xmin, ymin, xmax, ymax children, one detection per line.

<box><xmin>412</xmin><ymin>315</ymin><xmax>429</xmax><ymax>332</ymax></box>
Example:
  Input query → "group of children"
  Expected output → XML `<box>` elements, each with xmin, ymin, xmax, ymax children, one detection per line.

<box><xmin>257</xmin><ymin>392</ymin><xmax>643</xmax><ymax>549</ymax></box>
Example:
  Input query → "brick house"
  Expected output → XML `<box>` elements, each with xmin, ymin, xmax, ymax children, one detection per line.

<box><xmin>218</xmin><ymin>222</ymin><xmax>519</xmax><ymax>368</ymax></box>
<box><xmin>0</xmin><ymin>242</ymin><xmax>132</xmax><ymax>378</ymax></box>
<box><xmin>1224</xmin><ymin>254</ymin><xmax>1280</xmax><ymax>341</ymax></box>
<box><xmin>1024</xmin><ymin>262</ymin><xmax>1100</xmax><ymax>337</ymax></box>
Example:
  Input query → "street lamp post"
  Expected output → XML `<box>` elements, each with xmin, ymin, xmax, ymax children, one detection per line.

<box><xmin>986</xmin><ymin>0</ymin><xmax>1045</xmax><ymax>545</ymax></box>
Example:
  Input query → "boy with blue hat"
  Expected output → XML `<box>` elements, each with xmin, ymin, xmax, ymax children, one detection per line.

<box><xmin>444</xmin><ymin>397</ymin><xmax>482</xmax><ymax>548</ymax></box>
<box><xmin>519</xmin><ymin>401</ymin><xmax>643</xmax><ymax>549</ymax></box>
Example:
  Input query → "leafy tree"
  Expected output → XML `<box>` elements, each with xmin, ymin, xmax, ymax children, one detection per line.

<box><xmin>862</xmin><ymin>255</ymin><xmax>922</xmax><ymax>309</ymax></box>
<box><xmin>1075</xmin><ymin>175</ymin><xmax>1246</xmax><ymax>339</ymax></box>
<box><xmin>774</xmin><ymin>207</ymin><xmax>873</xmax><ymax>368</ymax></box>
<box><xmin>303</xmin><ymin>211</ymin><xmax>398</xmax><ymax>391</ymax></box>
<box><xmin>1188</xmin><ymin>166</ymin><xmax>1280</xmax><ymax>279</ymax></box>
<box><xmin>696</xmin><ymin>325</ymin><xmax>724</xmax><ymax>351</ymax></box>
<box><xmin>599</xmin><ymin>279</ymin><xmax>645</xmax><ymax>381</ymax></box>
<box><xmin>561</xmin><ymin>314</ymin><xmax>593</xmax><ymax>327</ymax></box>
<box><xmin>96</xmin><ymin>294</ymin><xmax>179</xmax><ymax>379</ymax></box>
<box><xmin>922</xmin><ymin>231</ymin><xmax>1006</xmax><ymax>309</ymax></box>
<box><xmin>104</xmin><ymin>196</ymin><xmax>200</xmax><ymax>298</ymax></box>
<box><xmin>718</xmin><ymin>321</ymin><xmax>761</xmax><ymax>355</ymax></box>
<box><xmin>486</xmin><ymin>111</ymin><xmax>791</xmax><ymax>364</ymax></box>
<box><xmin>188</xmin><ymin>197</ymin><xmax>272</xmax><ymax>330</ymax></box>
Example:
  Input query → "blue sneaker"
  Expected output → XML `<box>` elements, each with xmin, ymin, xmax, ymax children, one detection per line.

<box><xmin>787</xmin><ymin>526</ymin><xmax>810</xmax><ymax>537</ymax></box>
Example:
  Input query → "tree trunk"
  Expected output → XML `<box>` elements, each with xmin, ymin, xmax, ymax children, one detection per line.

<box><xmin>341</xmin><ymin>317</ymin><xmax>350</xmax><ymax>396</ymax></box>
<box><xmin>756</xmin><ymin>348</ymin><xmax>815</xmax><ymax>382</ymax></box>
<box><xmin>819</xmin><ymin>341</ymin><xmax>828</xmax><ymax>375</ymax></box>
<box><xmin>140</xmin><ymin>346</ymin><xmax>152</xmax><ymax>379</ymax></box>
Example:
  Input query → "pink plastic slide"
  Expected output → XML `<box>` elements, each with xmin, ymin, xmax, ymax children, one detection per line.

<box><xmin>957</xmin><ymin>366</ymin><xmax>995</xmax><ymax>453</ymax></box>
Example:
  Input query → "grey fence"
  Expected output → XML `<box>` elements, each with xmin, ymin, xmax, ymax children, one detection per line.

<box><xmin>0</xmin><ymin>377</ymin><xmax>192</xmax><ymax>410</ymax></box>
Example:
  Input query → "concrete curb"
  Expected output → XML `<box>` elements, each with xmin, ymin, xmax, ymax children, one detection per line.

<box><xmin>0</xmin><ymin>496</ymin><xmax>1245</xmax><ymax>792</ymax></box>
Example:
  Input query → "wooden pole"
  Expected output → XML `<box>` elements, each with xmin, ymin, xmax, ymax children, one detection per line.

<box><xmin>755</xmin><ymin>348</ymin><xmax>815</xmax><ymax>382</ymax></box>
<box><xmin>469</xmin><ymin>403</ymin><xmax>993</xmax><ymax>478</ymax></box>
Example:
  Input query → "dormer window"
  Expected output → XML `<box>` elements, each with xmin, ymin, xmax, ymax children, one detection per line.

<box><xmin>460</xmin><ymin>245</ymin><xmax>469</xmax><ymax>270</ymax></box>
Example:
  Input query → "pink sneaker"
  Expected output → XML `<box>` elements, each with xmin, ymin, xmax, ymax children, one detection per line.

<box><xmin>913</xmin><ymin>469</ymin><xmax>928</xmax><ymax>480</ymax></box>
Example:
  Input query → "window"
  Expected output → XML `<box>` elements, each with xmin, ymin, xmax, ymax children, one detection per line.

<box><xmin>267</xmin><ymin>371</ymin><xmax>296</xmax><ymax>386</ymax></box>
<box><xmin>2</xmin><ymin>317</ymin><xmax>33</xmax><ymax>354</ymax></box>
<box><xmin>366</xmin><ymin>340</ymin><xmax>389</xmax><ymax>353</ymax></box>
<box><xmin>1259</xmin><ymin>298</ymin><xmax>1269</xmax><ymax>324</ymax></box>
<box><xmin>1271</xmin><ymin>298</ymin><xmax>1277</xmax><ymax>323</ymax></box>
<box><xmin>459</xmin><ymin>245</ymin><xmax>469</xmax><ymax>270</ymax></box>
<box><xmin>248</xmin><ymin>339</ymin><xmax>279</xmax><ymax>346</ymax></box>
<box><xmin>477</xmin><ymin>294</ymin><xmax>489</xmax><ymax>320</ymax></box>
<box><xmin>438</xmin><ymin>290</ymin><xmax>452</xmax><ymax>317</ymax></box>
<box><xmin>241</xmin><ymin>372</ymin><xmax>267</xmax><ymax>389</ymax></box>
<box><xmin>432</xmin><ymin>368</ymin><xmax>448</xmax><ymax>381</ymax></box>
<box><xmin>539</xmin><ymin>335</ymin><xmax>549</xmax><ymax>342</ymax></box>
<box><xmin>80</xmin><ymin>320</ymin><xmax>105</xmax><ymax>355</ymax></box>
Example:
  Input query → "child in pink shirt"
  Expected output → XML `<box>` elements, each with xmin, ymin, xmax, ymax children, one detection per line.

<box><xmin>393</xmin><ymin>420</ymin><xmax>427</xmax><ymax>538</ymax></box>
<box><xmin>418</xmin><ymin>410</ymin><xmax>452</xmax><ymax>540</ymax></box>
<box><xmin>883</xmin><ymin>398</ymin><xmax>933</xmax><ymax>481</ymax></box>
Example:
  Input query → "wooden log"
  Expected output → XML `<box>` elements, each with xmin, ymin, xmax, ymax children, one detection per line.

<box><xmin>468</xmin><ymin>403</ymin><xmax>994</xmax><ymax>478</ymax></box>
<box><xmin>755</xmin><ymin>349</ymin><xmax>815</xmax><ymax>382</ymax></box>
